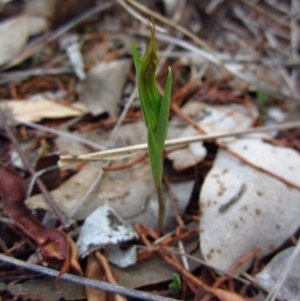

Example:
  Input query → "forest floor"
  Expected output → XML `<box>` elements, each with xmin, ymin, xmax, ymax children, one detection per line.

<box><xmin>0</xmin><ymin>1</ymin><xmax>300</xmax><ymax>301</ymax></box>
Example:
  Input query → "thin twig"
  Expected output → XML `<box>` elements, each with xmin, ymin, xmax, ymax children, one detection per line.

<box><xmin>0</xmin><ymin>253</ymin><xmax>178</xmax><ymax>301</ymax></box>
<box><xmin>10</xmin><ymin>117</ymin><xmax>105</xmax><ymax>150</ymax></box>
<box><xmin>27</xmin><ymin>165</ymin><xmax>59</xmax><ymax>198</ymax></box>
<box><xmin>200</xmin><ymin>246</ymin><xmax>261</xmax><ymax>301</ymax></box>
<box><xmin>234</xmin><ymin>6</ymin><xmax>297</xmax><ymax>98</ymax></box>
<box><xmin>102</xmin><ymin>154</ymin><xmax>147</xmax><ymax>171</ymax></box>
<box><xmin>178</xmin><ymin>240</ymin><xmax>190</xmax><ymax>271</ymax></box>
<box><xmin>163</xmin><ymin>175</ymin><xmax>185</xmax><ymax>228</ymax></box>
<box><xmin>240</xmin><ymin>0</ymin><xmax>297</xmax><ymax>31</ymax></box>
<box><xmin>221</xmin><ymin>143</ymin><xmax>300</xmax><ymax>190</ymax></box>
<box><xmin>109</xmin><ymin>85</ymin><xmax>138</xmax><ymax>140</ymax></box>
<box><xmin>290</xmin><ymin>0</ymin><xmax>300</xmax><ymax>57</ymax></box>
<box><xmin>116</xmin><ymin>0</ymin><xmax>165</xmax><ymax>32</ymax></box>
<box><xmin>125</xmin><ymin>0</ymin><xmax>213</xmax><ymax>52</ymax></box>
<box><xmin>156</xmin><ymin>0</ymin><xmax>187</xmax><ymax>73</ymax></box>
<box><xmin>0</xmin><ymin>68</ymin><xmax>73</xmax><ymax>84</ymax></box>
<box><xmin>135</xmin><ymin>223</ymin><xmax>206</xmax><ymax>290</ymax></box>
<box><xmin>146</xmin><ymin>246</ymin><xmax>251</xmax><ymax>285</ymax></box>
<box><xmin>68</xmin><ymin>163</ymin><xmax>107</xmax><ymax>218</ymax></box>
<box><xmin>59</xmin><ymin>121</ymin><xmax>300</xmax><ymax>164</ymax></box>
<box><xmin>135</xmin><ymin>223</ymin><xmax>247</xmax><ymax>299</ymax></box>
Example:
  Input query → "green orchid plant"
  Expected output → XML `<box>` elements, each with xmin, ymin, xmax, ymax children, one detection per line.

<box><xmin>132</xmin><ymin>20</ymin><xmax>172</xmax><ymax>234</ymax></box>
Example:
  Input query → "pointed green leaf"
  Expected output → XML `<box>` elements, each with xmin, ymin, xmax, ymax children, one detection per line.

<box><xmin>133</xmin><ymin>21</ymin><xmax>161</xmax><ymax>131</ymax></box>
<box><xmin>131</xmin><ymin>43</ymin><xmax>141</xmax><ymax>72</ymax></box>
<box><xmin>155</xmin><ymin>67</ymin><xmax>172</xmax><ymax>153</ymax></box>
<box><xmin>148</xmin><ymin>128</ymin><xmax>162</xmax><ymax>188</ymax></box>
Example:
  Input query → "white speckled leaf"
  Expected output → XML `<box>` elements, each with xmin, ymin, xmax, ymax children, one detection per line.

<box><xmin>76</xmin><ymin>204</ymin><xmax>138</xmax><ymax>257</ymax></box>
<box><xmin>200</xmin><ymin>138</ymin><xmax>300</xmax><ymax>274</ymax></box>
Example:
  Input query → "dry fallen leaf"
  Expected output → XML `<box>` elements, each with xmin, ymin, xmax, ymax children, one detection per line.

<box><xmin>0</xmin><ymin>277</ymin><xmax>86</xmax><ymax>300</ymax></box>
<box><xmin>256</xmin><ymin>247</ymin><xmax>300</xmax><ymax>301</ymax></box>
<box><xmin>1</xmin><ymin>99</ymin><xmax>88</xmax><ymax>122</ymax></box>
<box><xmin>0</xmin><ymin>15</ymin><xmax>29</xmax><ymax>66</ymax></box>
<box><xmin>77</xmin><ymin>205</ymin><xmax>138</xmax><ymax>257</ymax></box>
<box><xmin>95</xmin><ymin>252</ymin><xmax>127</xmax><ymax>301</ymax></box>
<box><xmin>27</xmin><ymin>161</ymin><xmax>193</xmax><ymax>231</ymax></box>
<box><xmin>86</xmin><ymin>253</ymin><xmax>109</xmax><ymax>301</ymax></box>
<box><xmin>86</xmin><ymin>252</ymin><xmax>126</xmax><ymax>301</ymax></box>
<box><xmin>0</xmin><ymin>165</ymin><xmax>82</xmax><ymax>277</ymax></box>
<box><xmin>25</xmin><ymin>0</ymin><xmax>55</xmax><ymax>36</ymax></box>
<box><xmin>0</xmin><ymin>1</ymin><xmax>56</xmax><ymax>66</ymax></box>
<box><xmin>82</xmin><ymin>60</ymin><xmax>131</xmax><ymax>117</ymax></box>
<box><xmin>200</xmin><ymin>138</ymin><xmax>300</xmax><ymax>274</ymax></box>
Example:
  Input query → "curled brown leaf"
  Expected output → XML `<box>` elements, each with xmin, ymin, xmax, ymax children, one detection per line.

<box><xmin>86</xmin><ymin>253</ymin><xmax>109</xmax><ymax>301</ymax></box>
<box><xmin>0</xmin><ymin>165</ymin><xmax>82</xmax><ymax>277</ymax></box>
<box><xmin>86</xmin><ymin>252</ymin><xmax>127</xmax><ymax>301</ymax></box>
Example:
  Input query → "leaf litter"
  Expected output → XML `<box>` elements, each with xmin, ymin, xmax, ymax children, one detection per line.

<box><xmin>1</xmin><ymin>0</ymin><xmax>300</xmax><ymax>301</ymax></box>
<box><xmin>0</xmin><ymin>165</ymin><xmax>82</xmax><ymax>277</ymax></box>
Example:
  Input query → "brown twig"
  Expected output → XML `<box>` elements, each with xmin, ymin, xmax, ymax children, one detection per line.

<box><xmin>135</xmin><ymin>223</ymin><xmax>200</xmax><ymax>293</ymax></box>
<box><xmin>157</xmin><ymin>227</ymin><xmax>200</xmax><ymax>247</ymax></box>
<box><xmin>134</xmin><ymin>223</ymin><xmax>246</xmax><ymax>298</ymax></box>
<box><xmin>163</xmin><ymin>175</ymin><xmax>185</xmax><ymax>229</ymax></box>
<box><xmin>103</xmin><ymin>154</ymin><xmax>148</xmax><ymax>171</ymax></box>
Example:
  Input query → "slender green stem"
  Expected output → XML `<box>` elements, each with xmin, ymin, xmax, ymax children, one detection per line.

<box><xmin>156</xmin><ymin>184</ymin><xmax>166</xmax><ymax>234</ymax></box>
